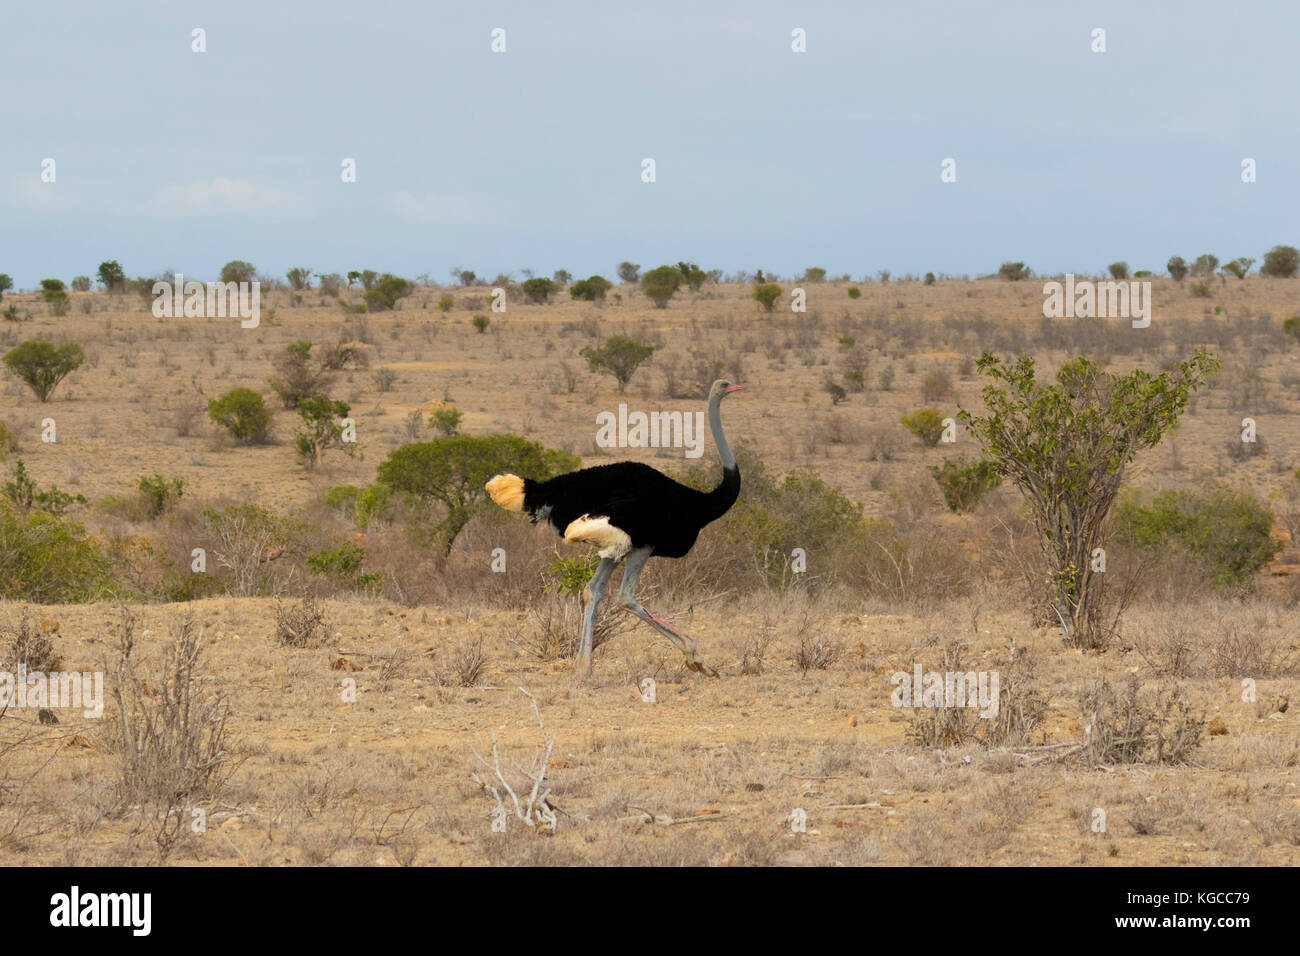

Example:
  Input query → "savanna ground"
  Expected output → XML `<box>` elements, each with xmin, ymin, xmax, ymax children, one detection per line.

<box><xmin>1</xmin><ymin>274</ymin><xmax>1298</xmax><ymax>865</ymax></box>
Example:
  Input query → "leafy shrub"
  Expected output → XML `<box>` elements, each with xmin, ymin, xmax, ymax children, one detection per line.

<box><xmin>640</xmin><ymin>265</ymin><xmax>681</xmax><ymax>308</ymax></box>
<box><xmin>802</xmin><ymin>267</ymin><xmax>827</xmax><ymax>283</ymax></box>
<box><xmin>138</xmin><ymin>474</ymin><xmax>184</xmax><ymax>518</ymax></box>
<box><xmin>847</xmin><ymin>287</ymin><xmax>861</xmax><ymax>299</ymax></box>
<box><xmin>472</xmin><ymin>314</ymin><xmax>490</xmax><ymax>333</ymax></box>
<box><xmin>1167</xmin><ymin>256</ymin><xmax>1188</xmax><ymax>281</ymax></box>
<box><xmin>1108</xmin><ymin>261</ymin><xmax>1129</xmax><ymax>279</ymax></box>
<box><xmin>308</xmin><ymin>542</ymin><xmax>379</xmax><ymax>589</ymax></box>
<box><xmin>1113</xmin><ymin>483</ymin><xmax>1281</xmax><ymax>588</ymax></box>
<box><xmin>268</xmin><ymin>341</ymin><xmax>334</xmax><ymax>408</ymax></box>
<box><xmin>901</xmin><ymin>408</ymin><xmax>946</xmax><ymax>446</ymax></box>
<box><xmin>294</xmin><ymin>397</ymin><xmax>356</xmax><ymax>468</ymax></box>
<box><xmin>570</xmin><ymin>275</ymin><xmax>612</xmax><ymax>302</ymax></box>
<box><xmin>377</xmin><ymin>435</ymin><xmax>580</xmax><ymax>554</ymax></box>
<box><xmin>207</xmin><ymin>387</ymin><xmax>272</xmax><ymax>444</ymax></box>
<box><xmin>929</xmin><ymin>457</ymin><xmax>1002</xmax><ymax>513</ymax></box>
<box><xmin>752</xmin><ymin>283</ymin><xmax>782</xmax><ymax>312</ymax></box>
<box><xmin>521</xmin><ymin>277</ymin><xmax>555</xmax><ymax>303</ymax></box>
<box><xmin>219</xmin><ymin>260</ymin><xmax>257</xmax><ymax>284</ymax></box>
<box><xmin>40</xmin><ymin>279</ymin><xmax>70</xmax><ymax>315</ymax></box>
<box><xmin>1261</xmin><ymin>244</ymin><xmax>1299</xmax><ymax>278</ymax></box>
<box><xmin>997</xmin><ymin>262</ymin><xmax>1030</xmax><ymax>281</ymax></box>
<box><xmin>3</xmin><ymin>340</ymin><xmax>85</xmax><ymax>401</ymax></box>
<box><xmin>437</xmin><ymin>294</ymin><xmax>454</xmax><ymax>312</ymax></box>
<box><xmin>0</xmin><ymin>503</ymin><xmax>111</xmax><ymax>601</ymax></box>
<box><xmin>363</xmin><ymin>274</ymin><xmax>411</xmax><ymax>311</ymax></box>
<box><xmin>617</xmin><ymin>261</ymin><xmax>640</xmax><ymax>283</ymax></box>
<box><xmin>97</xmin><ymin>260</ymin><xmax>126</xmax><ymax>291</ymax></box>
<box><xmin>579</xmin><ymin>335</ymin><xmax>654</xmax><ymax>393</ymax></box>
<box><xmin>430</xmin><ymin>406</ymin><xmax>463</xmax><ymax>437</ymax></box>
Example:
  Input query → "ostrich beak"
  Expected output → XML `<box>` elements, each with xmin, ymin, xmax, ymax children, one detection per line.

<box><xmin>725</xmin><ymin>384</ymin><xmax>745</xmax><ymax>393</ymax></box>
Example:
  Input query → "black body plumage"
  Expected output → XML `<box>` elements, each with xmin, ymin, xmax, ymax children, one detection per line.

<box><xmin>522</xmin><ymin>461</ymin><xmax>740</xmax><ymax>559</ymax></box>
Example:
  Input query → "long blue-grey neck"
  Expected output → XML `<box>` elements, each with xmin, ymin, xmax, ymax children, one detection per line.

<box><xmin>708</xmin><ymin>395</ymin><xmax>735</xmax><ymax>470</ymax></box>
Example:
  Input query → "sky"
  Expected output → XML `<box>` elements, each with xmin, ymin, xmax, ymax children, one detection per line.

<box><xmin>2</xmin><ymin>0</ymin><xmax>1298</xmax><ymax>288</ymax></box>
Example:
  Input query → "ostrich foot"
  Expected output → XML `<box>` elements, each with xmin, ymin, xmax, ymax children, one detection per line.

<box><xmin>626</xmin><ymin>604</ymin><xmax>719</xmax><ymax>678</ymax></box>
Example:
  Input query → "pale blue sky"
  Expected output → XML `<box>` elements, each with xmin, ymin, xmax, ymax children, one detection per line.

<box><xmin>3</xmin><ymin>0</ymin><xmax>1296</xmax><ymax>288</ymax></box>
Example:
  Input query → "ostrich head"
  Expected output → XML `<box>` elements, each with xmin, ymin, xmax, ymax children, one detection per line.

<box><xmin>708</xmin><ymin>379</ymin><xmax>744</xmax><ymax>402</ymax></box>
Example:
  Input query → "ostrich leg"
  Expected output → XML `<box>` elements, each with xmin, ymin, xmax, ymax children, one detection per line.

<box><xmin>577</xmin><ymin>557</ymin><xmax>616</xmax><ymax>676</ymax></box>
<box><xmin>616</xmin><ymin>547</ymin><xmax>718</xmax><ymax>677</ymax></box>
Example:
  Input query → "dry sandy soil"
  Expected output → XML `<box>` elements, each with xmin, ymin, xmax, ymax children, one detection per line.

<box><xmin>1</xmin><ymin>276</ymin><xmax>1298</xmax><ymax>865</ymax></box>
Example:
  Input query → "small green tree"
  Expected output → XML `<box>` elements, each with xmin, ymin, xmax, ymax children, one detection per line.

<box><xmin>96</xmin><ymin>261</ymin><xmax>126</xmax><ymax>291</ymax></box>
<box><xmin>617</xmin><ymin>261</ymin><xmax>640</xmax><ymax>283</ymax></box>
<box><xmin>457</xmin><ymin>269</ymin><xmax>477</xmax><ymax>287</ymax></box>
<box><xmin>219</xmin><ymin>260</ymin><xmax>257</xmax><ymax>284</ymax></box>
<box><xmin>430</xmin><ymin>406</ymin><xmax>464</xmax><ymax>436</ymax></box>
<box><xmin>640</xmin><ymin>265</ymin><xmax>681</xmax><ymax>308</ymax></box>
<box><xmin>286</xmin><ymin>267</ymin><xmax>313</xmax><ymax>290</ymax></box>
<box><xmin>676</xmin><ymin>261</ymin><xmax>707</xmax><ymax>292</ymax></box>
<box><xmin>579</xmin><ymin>335</ymin><xmax>655</xmax><ymax>393</ymax></box>
<box><xmin>802</xmin><ymin>266</ymin><xmax>827</xmax><ymax>283</ymax></box>
<box><xmin>207</xmin><ymin>388</ymin><xmax>272</xmax><ymax>444</ymax></box>
<box><xmin>929</xmin><ymin>457</ymin><xmax>1001</xmax><ymax>513</ymax></box>
<box><xmin>1166</xmin><ymin>256</ymin><xmax>1188</xmax><ymax>281</ymax></box>
<box><xmin>1221</xmin><ymin>257</ymin><xmax>1254</xmax><ymax>279</ymax></box>
<box><xmin>553</xmin><ymin>269</ymin><xmax>572</xmax><ymax>286</ymax></box>
<box><xmin>997</xmin><ymin>262</ymin><xmax>1030</xmax><ymax>281</ymax></box>
<box><xmin>40</xmin><ymin>279</ymin><xmax>70</xmax><ymax>316</ymax></box>
<box><xmin>752</xmin><ymin>283</ymin><xmax>782</xmax><ymax>312</ymax></box>
<box><xmin>521</xmin><ymin>277</ymin><xmax>555</xmax><ymax>303</ymax></box>
<box><xmin>472</xmin><ymin>314</ymin><xmax>490</xmax><ymax>333</ymax></box>
<box><xmin>1260</xmin><ymin>244</ymin><xmax>1299</xmax><ymax>278</ymax></box>
<box><xmin>70</xmin><ymin>276</ymin><xmax>91</xmax><ymax>292</ymax></box>
<box><xmin>376</xmin><ymin>435</ymin><xmax>579</xmax><ymax>554</ymax></box>
<box><xmin>901</xmin><ymin>408</ymin><xmax>945</xmax><ymax>446</ymax></box>
<box><xmin>137</xmin><ymin>474</ymin><xmax>185</xmax><ymax>517</ymax></box>
<box><xmin>1190</xmin><ymin>254</ymin><xmax>1219</xmax><ymax>277</ymax></box>
<box><xmin>0</xmin><ymin>274</ymin><xmax>13</xmax><ymax>296</ymax></box>
<box><xmin>268</xmin><ymin>341</ymin><xmax>334</xmax><ymax>409</ymax></box>
<box><xmin>294</xmin><ymin>397</ymin><xmax>356</xmax><ymax>469</ymax></box>
<box><xmin>570</xmin><ymin>275</ymin><xmax>612</xmax><ymax>302</ymax></box>
<box><xmin>363</xmin><ymin>274</ymin><xmax>411</xmax><ymax>311</ymax></box>
<box><xmin>437</xmin><ymin>294</ymin><xmax>454</xmax><ymax>312</ymax></box>
<box><xmin>1107</xmin><ymin>261</ymin><xmax>1129</xmax><ymax>279</ymax></box>
<box><xmin>960</xmin><ymin>349</ymin><xmax>1219</xmax><ymax>647</ymax></box>
<box><xmin>3</xmin><ymin>340</ymin><xmax>84</xmax><ymax>401</ymax></box>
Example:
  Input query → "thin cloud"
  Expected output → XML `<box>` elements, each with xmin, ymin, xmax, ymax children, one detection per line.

<box><xmin>145</xmin><ymin>177</ymin><xmax>312</xmax><ymax>219</ymax></box>
<box><xmin>387</xmin><ymin>190</ymin><xmax>502</xmax><ymax>225</ymax></box>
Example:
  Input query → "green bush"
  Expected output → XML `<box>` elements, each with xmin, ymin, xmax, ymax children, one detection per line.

<box><xmin>640</xmin><ymin>265</ymin><xmax>682</xmax><ymax>308</ymax></box>
<box><xmin>219</xmin><ymin>260</ymin><xmax>257</xmax><ymax>284</ymax></box>
<box><xmin>0</xmin><ymin>503</ymin><xmax>111</xmax><ymax>602</ymax></box>
<box><xmin>580</xmin><ymin>335</ymin><xmax>654</xmax><ymax>393</ymax></box>
<box><xmin>0</xmin><ymin>419</ymin><xmax>15</xmax><ymax>461</ymax></box>
<box><xmin>472</xmin><ymin>314</ymin><xmax>490</xmax><ymax>333</ymax></box>
<box><xmin>847</xmin><ymin>287</ymin><xmax>861</xmax><ymax>299</ymax></box>
<box><xmin>437</xmin><ymin>294</ymin><xmax>454</xmax><ymax>312</ymax></box>
<box><xmin>521</xmin><ymin>277</ymin><xmax>555</xmax><ymax>303</ymax></box>
<box><xmin>137</xmin><ymin>474</ymin><xmax>184</xmax><ymax>518</ymax></box>
<box><xmin>3</xmin><ymin>340</ymin><xmax>84</xmax><ymax>402</ymax></box>
<box><xmin>378</xmin><ymin>435</ymin><xmax>579</xmax><ymax>554</ymax></box>
<box><xmin>752</xmin><ymin>283</ymin><xmax>782</xmax><ymax>312</ymax></box>
<box><xmin>1261</xmin><ymin>244</ymin><xmax>1299</xmax><ymax>278</ymax></box>
<box><xmin>570</xmin><ymin>275</ymin><xmax>612</xmax><ymax>302</ymax></box>
<box><xmin>430</xmin><ymin>406</ymin><xmax>463</xmax><ymax>437</ymax></box>
<box><xmin>1167</xmin><ymin>256</ymin><xmax>1188</xmax><ymax>281</ymax></box>
<box><xmin>97</xmin><ymin>261</ymin><xmax>126</xmax><ymax>291</ymax></box>
<box><xmin>308</xmin><ymin>542</ymin><xmax>379</xmax><ymax>589</ymax></box>
<box><xmin>1113</xmin><ymin>484</ymin><xmax>1281</xmax><ymax>588</ymax></box>
<box><xmin>997</xmin><ymin>262</ymin><xmax>1030</xmax><ymax>281</ymax></box>
<box><xmin>363</xmin><ymin>274</ymin><xmax>411</xmax><ymax>312</ymax></box>
<box><xmin>207</xmin><ymin>387</ymin><xmax>272</xmax><ymax>444</ymax></box>
<box><xmin>929</xmin><ymin>457</ymin><xmax>1001</xmax><ymax>513</ymax></box>
<box><xmin>294</xmin><ymin>397</ymin><xmax>355</xmax><ymax>468</ymax></box>
<box><xmin>901</xmin><ymin>408</ymin><xmax>946</xmax><ymax>446</ymax></box>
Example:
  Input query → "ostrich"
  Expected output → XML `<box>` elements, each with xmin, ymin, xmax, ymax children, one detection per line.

<box><xmin>486</xmin><ymin>380</ymin><xmax>744</xmax><ymax>677</ymax></box>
